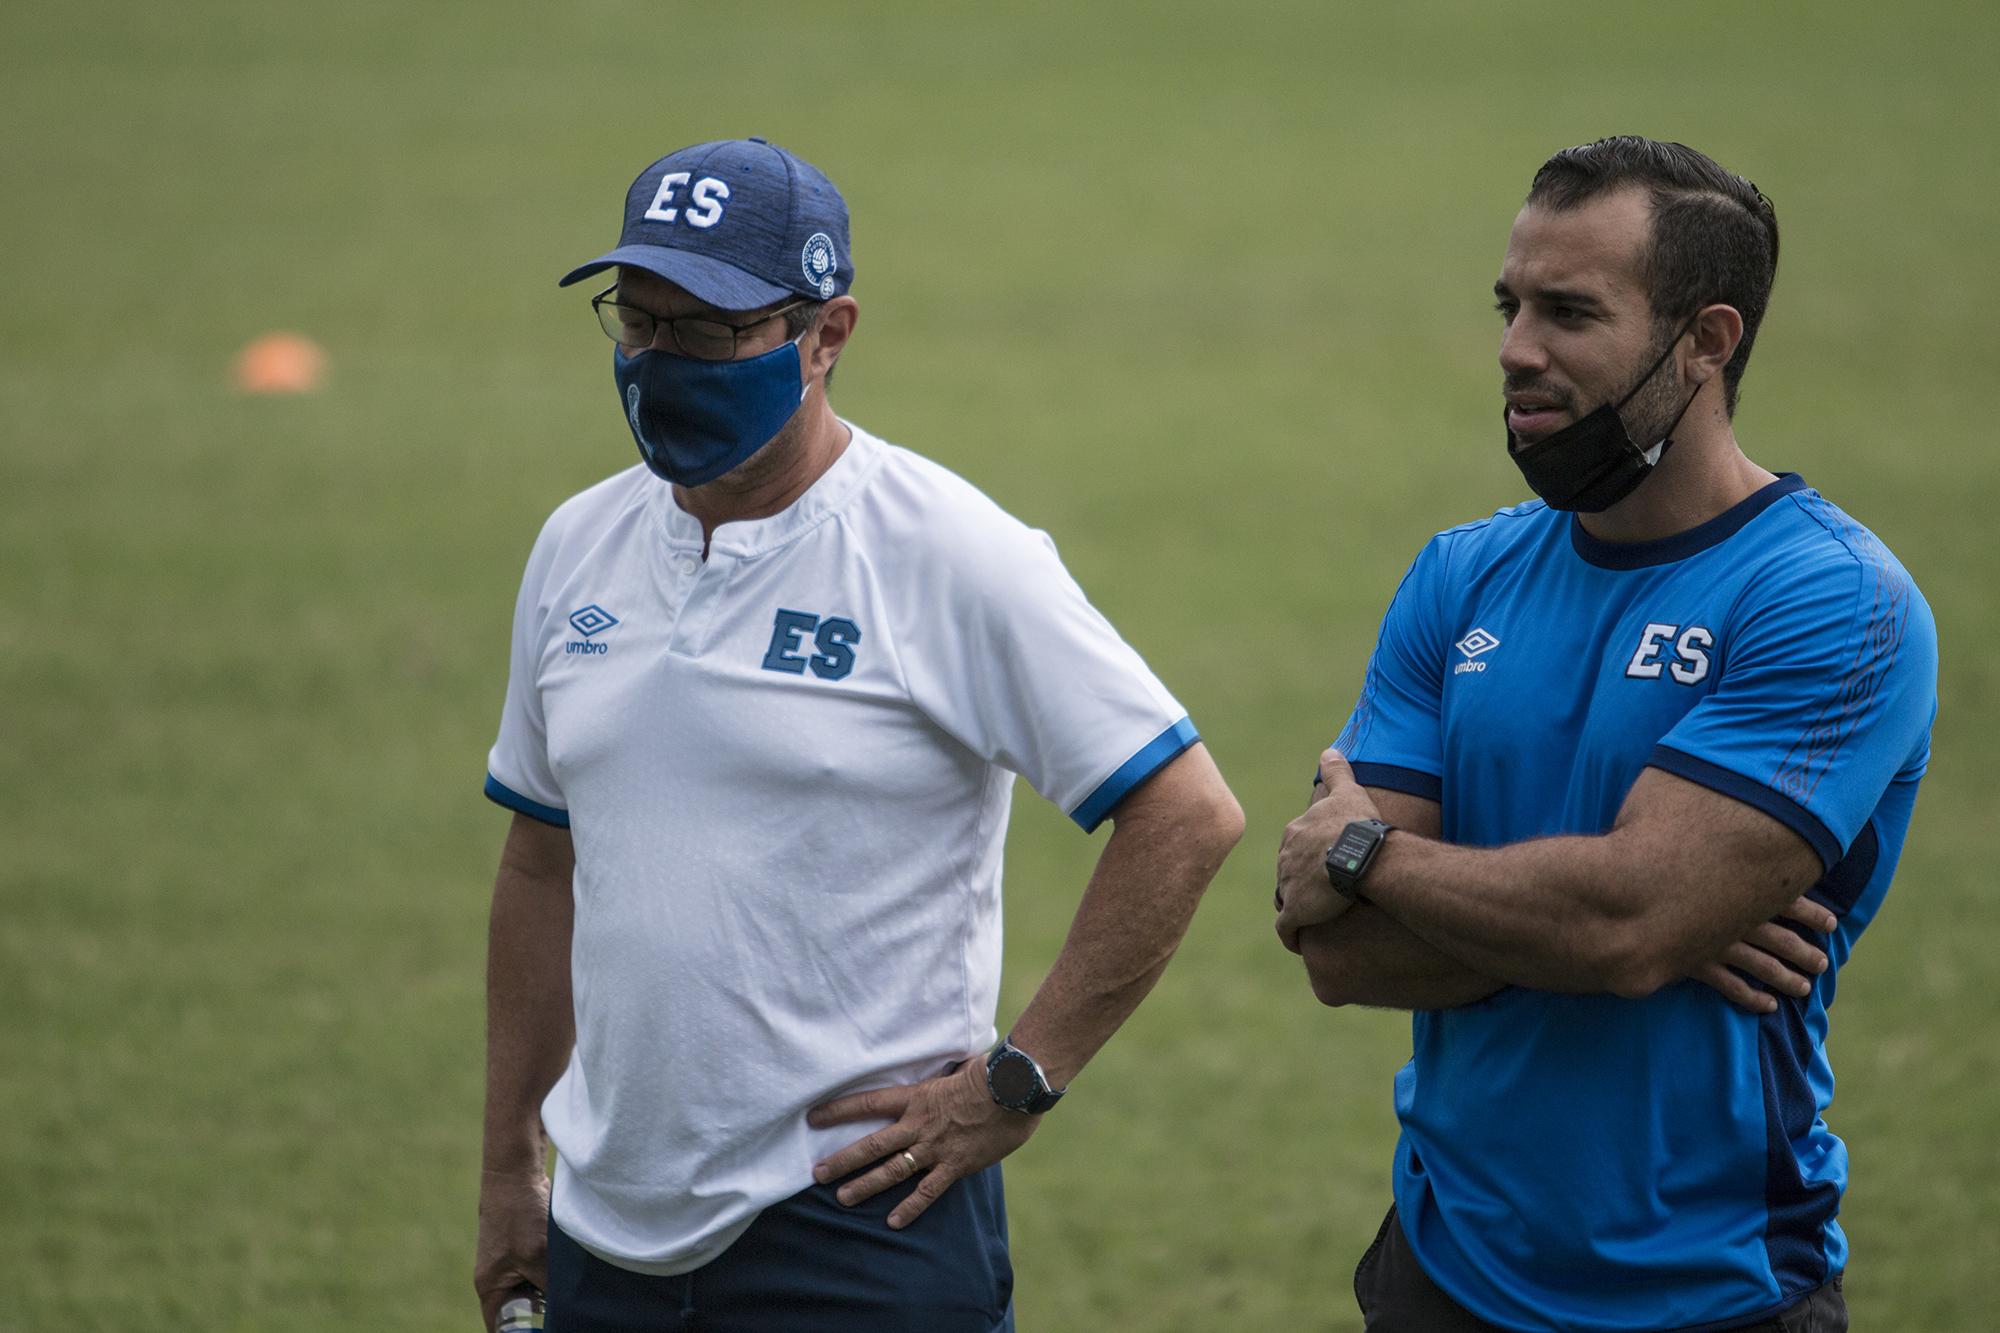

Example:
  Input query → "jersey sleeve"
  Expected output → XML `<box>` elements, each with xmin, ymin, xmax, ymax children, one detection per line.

<box><xmin>1650</xmin><ymin>544</ymin><xmax>1937</xmax><ymax>871</ymax></box>
<box><xmin>899</xmin><ymin>523</ymin><xmax>1194</xmax><ymax>832</ymax></box>
<box><xmin>484</xmin><ymin>514</ymin><xmax>571</xmax><ymax>828</ymax></box>
<box><xmin>1333</xmin><ymin>536</ymin><xmax>1451</xmax><ymax>801</ymax></box>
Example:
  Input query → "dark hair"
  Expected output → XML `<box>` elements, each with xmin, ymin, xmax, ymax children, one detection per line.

<box><xmin>783</xmin><ymin>299</ymin><xmax>838</xmax><ymax>390</ymax></box>
<box><xmin>1526</xmin><ymin>136</ymin><xmax>1778</xmax><ymax>415</ymax></box>
<box><xmin>781</xmin><ymin>300</ymin><xmax>824</xmax><ymax>339</ymax></box>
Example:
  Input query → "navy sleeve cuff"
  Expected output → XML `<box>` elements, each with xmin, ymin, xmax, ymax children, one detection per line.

<box><xmin>484</xmin><ymin>773</ymin><xmax>571</xmax><ymax>829</ymax></box>
<box><xmin>1646</xmin><ymin>745</ymin><xmax>1841</xmax><ymax>870</ymax></box>
<box><xmin>1070</xmin><ymin>717</ymin><xmax>1201</xmax><ymax>832</ymax></box>
<box><xmin>1347</xmin><ymin>761</ymin><xmax>1443</xmax><ymax>803</ymax></box>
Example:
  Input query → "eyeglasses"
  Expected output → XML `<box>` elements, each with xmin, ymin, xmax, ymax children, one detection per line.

<box><xmin>591</xmin><ymin>285</ymin><xmax>811</xmax><ymax>361</ymax></box>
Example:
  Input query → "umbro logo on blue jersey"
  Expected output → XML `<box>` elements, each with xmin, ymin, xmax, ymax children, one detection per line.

<box><xmin>566</xmin><ymin>604</ymin><xmax>619</xmax><ymax>656</ymax></box>
<box><xmin>1454</xmin><ymin>627</ymin><xmax>1499</xmax><ymax>675</ymax></box>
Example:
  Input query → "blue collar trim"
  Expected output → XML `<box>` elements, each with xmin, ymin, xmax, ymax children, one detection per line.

<box><xmin>1570</xmin><ymin>473</ymin><xmax>1808</xmax><ymax>570</ymax></box>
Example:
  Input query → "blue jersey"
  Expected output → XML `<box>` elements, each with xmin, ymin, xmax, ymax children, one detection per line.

<box><xmin>1335</xmin><ymin>474</ymin><xmax>1938</xmax><ymax>1332</ymax></box>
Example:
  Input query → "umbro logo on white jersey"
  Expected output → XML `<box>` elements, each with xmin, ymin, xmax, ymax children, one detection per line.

<box><xmin>1453</xmin><ymin>627</ymin><xmax>1499</xmax><ymax>674</ymax></box>
<box><xmin>566</xmin><ymin>604</ymin><xmax>619</xmax><ymax>656</ymax></box>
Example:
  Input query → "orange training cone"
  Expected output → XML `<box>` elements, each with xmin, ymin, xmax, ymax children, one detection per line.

<box><xmin>233</xmin><ymin>332</ymin><xmax>327</xmax><ymax>394</ymax></box>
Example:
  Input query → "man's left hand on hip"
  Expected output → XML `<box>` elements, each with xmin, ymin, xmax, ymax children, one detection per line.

<box><xmin>808</xmin><ymin>1060</ymin><xmax>1038</xmax><ymax>1230</ymax></box>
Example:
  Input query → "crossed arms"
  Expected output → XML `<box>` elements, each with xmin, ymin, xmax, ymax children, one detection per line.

<box><xmin>1275</xmin><ymin>749</ymin><xmax>1833</xmax><ymax>1013</ymax></box>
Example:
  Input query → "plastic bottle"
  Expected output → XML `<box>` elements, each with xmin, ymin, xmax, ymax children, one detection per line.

<box><xmin>495</xmin><ymin>1285</ymin><xmax>546</xmax><ymax>1332</ymax></box>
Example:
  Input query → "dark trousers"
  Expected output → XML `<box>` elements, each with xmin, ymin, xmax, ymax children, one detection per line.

<box><xmin>1355</xmin><ymin>1205</ymin><xmax>1848</xmax><ymax>1333</ymax></box>
<box><xmin>546</xmin><ymin>1164</ymin><xmax>1013</xmax><ymax>1333</ymax></box>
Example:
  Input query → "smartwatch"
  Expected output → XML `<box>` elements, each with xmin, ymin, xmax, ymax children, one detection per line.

<box><xmin>1324</xmin><ymin>818</ymin><xmax>1394</xmax><ymax>899</ymax></box>
<box><xmin>984</xmin><ymin>1035</ymin><xmax>1066</xmax><ymax>1114</ymax></box>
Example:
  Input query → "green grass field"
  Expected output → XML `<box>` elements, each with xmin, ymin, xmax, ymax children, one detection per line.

<box><xmin>4</xmin><ymin>2</ymin><xmax>1996</xmax><ymax>1327</ymax></box>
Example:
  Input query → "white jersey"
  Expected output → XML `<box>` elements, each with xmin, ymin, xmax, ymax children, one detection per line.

<box><xmin>485</xmin><ymin>423</ymin><xmax>1195</xmax><ymax>1274</ymax></box>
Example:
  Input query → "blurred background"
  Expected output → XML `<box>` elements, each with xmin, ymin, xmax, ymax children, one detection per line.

<box><xmin>3</xmin><ymin>1</ymin><xmax>1995</xmax><ymax>1327</ymax></box>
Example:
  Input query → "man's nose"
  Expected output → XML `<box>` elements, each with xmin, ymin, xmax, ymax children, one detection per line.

<box><xmin>1498</xmin><ymin>318</ymin><xmax>1546</xmax><ymax>378</ymax></box>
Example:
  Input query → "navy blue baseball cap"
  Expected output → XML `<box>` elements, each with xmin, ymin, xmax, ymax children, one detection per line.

<box><xmin>558</xmin><ymin>137</ymin><xmax>853</xmax><ymax>310</ymax></box>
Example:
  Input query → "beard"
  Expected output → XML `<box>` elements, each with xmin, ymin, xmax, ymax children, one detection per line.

<box><xmin>1503</xmin><ymin>323</ymin><xmax>1689</xmax><ymax>450</ymax></box>
<box><xmin>1614</xmin><ymin>325</ymin><xmax>1692</xmax><ymax>450</ymax></box>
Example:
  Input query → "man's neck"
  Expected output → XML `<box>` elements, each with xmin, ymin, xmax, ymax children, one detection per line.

<box><xmin>673</xmin><ymin>399</ymin><xmax>852</xmax><ymax>555</ymax></box>
<box><xmin>1576</xmin><ymin>408</ymin><xmax>1775</xmax><ymax>545</ymax></box>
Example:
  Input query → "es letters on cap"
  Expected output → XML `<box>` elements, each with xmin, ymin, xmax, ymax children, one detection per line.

<box><xmin>646</xmin><ymin>172</ymin><xmax>731</xmax><ymax>229</ymax></box>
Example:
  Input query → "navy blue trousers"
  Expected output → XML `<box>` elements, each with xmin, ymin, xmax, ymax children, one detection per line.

<box><xmin>546</xmin><ymin>1164</ymin><xmax>1014</xmax><ymax>1332</ymax></box>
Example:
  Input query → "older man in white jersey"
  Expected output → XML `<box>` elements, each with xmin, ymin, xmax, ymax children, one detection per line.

<box><xmin>472</xmin><ymin>137</ymin><xmax>1243</xmax><ymax>1333</ymax></box>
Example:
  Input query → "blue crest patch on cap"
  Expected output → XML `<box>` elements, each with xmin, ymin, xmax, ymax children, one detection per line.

<box><xmin>802</xmin><ymin>233</ymin><xmax>838</xmax><ymax>298</ymax></box>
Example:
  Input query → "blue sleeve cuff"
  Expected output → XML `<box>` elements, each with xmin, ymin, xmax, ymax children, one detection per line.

<box><xmin>484</xmin><ymin>773</ymin><xmax>571</xmax><ymax>829</ymax></box>
<box><xmin>1647</xmin><ymin>745</ymin><xmax>1841</xmax><ymax>871</ymax></box>
<box><xmin>1069</xmin><ymin>717</ymin><xmax>1200</xmax><ymax>832</ymax></box>
<box><xmin>1347</xmin><ymin>761</ymin><xmax>1443</xmax><ymax>803</ymax></box>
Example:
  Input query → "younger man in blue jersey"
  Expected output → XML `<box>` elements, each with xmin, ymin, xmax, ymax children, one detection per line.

<box><xmin>1274</xmin><ymin>137</ymin><xmax>1937</xmax><ymax>1331</ymax></box>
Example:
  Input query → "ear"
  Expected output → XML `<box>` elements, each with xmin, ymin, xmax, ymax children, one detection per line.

<box><xmin>804</xmin><ymin>296</ymin><xmax>858</xmax><ymax>381</ymax></box>
<box><xmin>1683</xmin><ymin>302</ymin><xmax>1743</xmax><ymax>386</ymax></box>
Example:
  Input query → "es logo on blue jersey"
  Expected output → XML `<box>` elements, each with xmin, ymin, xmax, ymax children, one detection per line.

<box><xmin>1625</xmin><ymin>622</ymin><xmax>1713</xmax><ymax>685</ymax></box>
<box><xmin>761</xmin><ymin>609</ymin><xmax>860</xmax><ymax>680</ymax></box>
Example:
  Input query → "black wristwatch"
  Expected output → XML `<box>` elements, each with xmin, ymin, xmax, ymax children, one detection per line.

<box><xmin>984</xmin><ymin>1035</ymin><xmax>1066</xmax><ymax>1114</ymax></box>
<box><xmin>1324</xmin><ymin>818</ymin><xmax>1394</xmax><ymax>900</ymax></box>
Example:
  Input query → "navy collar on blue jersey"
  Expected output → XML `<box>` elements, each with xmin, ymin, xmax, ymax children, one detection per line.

<box><xmin>1569</xmin><ymin>473</ymin><xmax>1808</xmax><ymax>570</ymax></box>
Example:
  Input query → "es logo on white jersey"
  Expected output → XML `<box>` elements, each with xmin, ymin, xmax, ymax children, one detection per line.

<box><xmin>1625</xmin><ymin>622</ymin><xmax>1712</xmax><ymax>685</ymax></box>
<box><xmin>645</xmin><ymin>172</ymin><xmax>731</xmax><ymax>229</ymax></box>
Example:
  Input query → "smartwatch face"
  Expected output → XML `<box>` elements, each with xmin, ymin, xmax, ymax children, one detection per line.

<box><xmin>989</xmin><ymin>1051</ymin><xmax>1040</xmax><ymax>1106</ymax></box>
<box><xmin>1330</xmin><ymin>825</ymin><xmax>1377</xmax><ymax>876</ymax></box>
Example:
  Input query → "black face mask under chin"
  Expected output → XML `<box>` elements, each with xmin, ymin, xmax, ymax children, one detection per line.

<box><xmin>1506</xmin><ymin>325</ymin><xmax>1701</xmax><ymax>513</ymax></box>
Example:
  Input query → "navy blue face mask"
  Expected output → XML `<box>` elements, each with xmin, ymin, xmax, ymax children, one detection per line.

<box><xmin>614</xmin><ymin>336</ymin><xmax>808</xmax><ymax>487</ymax></box>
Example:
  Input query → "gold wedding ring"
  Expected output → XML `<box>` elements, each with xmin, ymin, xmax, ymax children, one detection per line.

<box><xmin>899</xmin><ymin>1149</ymin><xmax>918</xmax><ymax>1173</ymax></box>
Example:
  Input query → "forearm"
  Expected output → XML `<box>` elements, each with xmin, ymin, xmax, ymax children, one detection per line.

<box><xmin>1009</xmin><ymin>763</ymin><xmax>1241</xmax><ymax>1086</ymax></box>
<box><xmin>1363</xmin><ymin>830</ymin><xmax>1682</xmax><ymax>994</ymax></box>
<box><xmin>482</xmin><ymin>855</ymin><xmax>576</xmax><ymax>1174</ymax></box>
<box><xmin>1288</xmin><ymin>758</ymin><xmax>1827</xmax><ymax>1002</ymax></box>
<box><xmin>1297</xmin><ymin>905</ymin><xmax>1503</xmax><ymax>1010</ymax></box>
